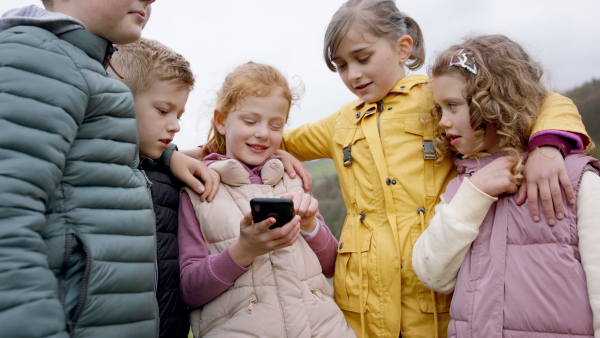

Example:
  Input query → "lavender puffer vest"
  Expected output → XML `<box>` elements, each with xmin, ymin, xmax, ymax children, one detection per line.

<box><xmin>444</xmin><ymin>153</ymin><xmax>599</xmax><ymax>338</ymax></box>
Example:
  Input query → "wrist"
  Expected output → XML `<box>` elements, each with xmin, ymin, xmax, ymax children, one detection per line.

<box><xmin>229</xmin><ymin>241</ymin><xmax>254</xmax><ymax>267</ymax></box>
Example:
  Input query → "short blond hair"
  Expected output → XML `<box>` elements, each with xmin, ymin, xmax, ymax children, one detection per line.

<box><xmin>110</xmin><ymin>38</ymin><xmax>194</xmax><ymax>95</ymax></box>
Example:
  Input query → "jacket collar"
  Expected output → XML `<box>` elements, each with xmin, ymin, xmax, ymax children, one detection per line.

<box><xmin>204</xmin><ymin>154</ymin><xmax>285</xmax><ymax>187</ymax></box>
<box><xmin>57</xmin><ymin>28</ymin><xmax>114</xmax><ymax>69</ymax></box>
<box><xmin>351</xmin><ymin>74</ymin><xmax>430</xmax><ymax>124</ymax></box>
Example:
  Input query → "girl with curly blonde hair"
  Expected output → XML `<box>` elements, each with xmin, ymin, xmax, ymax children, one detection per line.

<box><xmin>413</xmin><ymin>34</ymin><xmax>600</xmax><ymax>337</ymax></box>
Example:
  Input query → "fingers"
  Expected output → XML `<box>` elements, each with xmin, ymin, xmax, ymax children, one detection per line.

<box><xmin>526</xmin><ymin>180</ymin><xmax>541</xmax><ymax>222</ymax></box>
<box><xmin>200</xmin><ymin>168</ymin><xmax>220</xmax><ymax>202</ymax></box>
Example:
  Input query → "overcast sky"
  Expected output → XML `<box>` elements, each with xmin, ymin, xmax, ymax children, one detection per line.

<box><xmin>3</xmin><ymin>1</ymin><xmax>600</xmax><ymax>150</ymax></box>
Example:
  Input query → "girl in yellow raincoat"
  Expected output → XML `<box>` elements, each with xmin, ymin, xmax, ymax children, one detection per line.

<box><xmin>279</xmin><ymin>0</ymin><xmax>591</xmax><ymax>337</ymax></box>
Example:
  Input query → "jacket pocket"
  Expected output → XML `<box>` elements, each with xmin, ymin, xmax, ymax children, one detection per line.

<box><xmin>333</xmin><ymin>127</ymin><xmax>366</xmax><ymax>205</ymax></box>
<box><xmin>58</xmin><ymin>233</ymin><xmax>91</xmax><ymax>334</ymax></box>
<box><xmin>334</xmin><ymin>222</ymin><xmax>372</xmax><ymax>313</ymax></box>
<box><xmin>409</xmin><ymin>224</ymin><xmax>452</xmax><ymax>314</ymax></box>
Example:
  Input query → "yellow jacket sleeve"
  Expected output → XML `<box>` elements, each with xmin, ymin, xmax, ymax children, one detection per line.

<box><xmin>532</xmin><ymin>92</ymin><xmax>591</xmax><ymax>149</ymax></box>
<box><xmin>281</xmin><ymin>109</ymin><xmax>339</xmax><ymax>161</ymax></box>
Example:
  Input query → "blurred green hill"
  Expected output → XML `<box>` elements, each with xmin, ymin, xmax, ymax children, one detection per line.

<box><xmin>306</xmin><ymin>78</ymin><xmax>600</xmax><ymax>240</ymax></box>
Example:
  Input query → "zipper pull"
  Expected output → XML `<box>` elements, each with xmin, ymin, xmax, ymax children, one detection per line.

<box><xmin>247</xmin><ymin>299</ymin><xmax>257</xmax><ymax>313</ymax></box>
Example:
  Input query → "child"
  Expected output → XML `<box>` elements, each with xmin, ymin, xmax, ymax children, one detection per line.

<box><xmin>412</xmin><ymin>34</ymin><xmax>599</xmax><ymax>337</ymax></box>
<box><xmin>109</xmin><ymin>37</ymin><xmax>194</xmax><ymax>338</ymax></box>
<box><xmin>277</xmin><ymin>0</ymin><xmax>591</xmax><ymax>336</ymax></box>
<box><xmin>178</xmin><ymin>62</ymin><xmax>356</xmax><ymax>338</ymax></box>
<box><xmin>0</xmin><ymin>2</ymin><xmax>216</xmax><ymax>337</ymax></box>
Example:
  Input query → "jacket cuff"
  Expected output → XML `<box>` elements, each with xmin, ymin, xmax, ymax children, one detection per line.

<box><xmin>159</xmin><ymin>143</ymin><xmax>178</xmax><ymax>168</ymax></box>
<box><xmin>448</xmin><ymin>178</ymin><xmax>497</xmax><ymax>231</ymax></box>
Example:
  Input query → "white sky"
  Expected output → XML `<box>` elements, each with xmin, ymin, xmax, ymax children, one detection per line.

<box><xmin>3</xmin><ymin>1</ymin><xmax>600</xmax><ymax>150</ymax></box>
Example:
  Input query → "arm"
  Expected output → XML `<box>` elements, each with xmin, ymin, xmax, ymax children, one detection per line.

<box><xmin>0</xmin><ymin>31</ymin><xmax>87</xmax><ymax>337</ymax></box>
<box><xmin>178</xmin><ymin>192</ymin><xmax>248</xmax><ymax>308</ymax></box>
<box><xmin>521</xmin><ymin>92</ymin><xmax>591</xmax><ymax>224</ymax></box>
<box><xmin>412</xmin><ymin>179</ymin><xmax>497</xmax><ymax>293</ymax></box>
<box><xmin>301</xmin><ymin>213</ymin><xmax>338</xmax><ymax>278</ymax></box>
<box><xmin>576</xmin><ymin>171</ymin><xmax>600</xmax><ymax>336</ymax></box>
<box><xmin>280</xmin><ymin>110</ymin><xmax>339</xmax><ymax>162</ymax></box>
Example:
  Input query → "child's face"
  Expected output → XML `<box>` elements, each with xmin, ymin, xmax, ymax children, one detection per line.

<box><xmin>215</xmin><ymin>90</ymin><xmax>289</xmax><ymax>167</ymax></box>
<box><xmin>433</xmin><ymin>73</ymin><xmax>499</xmax><ymax>156</ymax></box>
<box><xmin>331</xmin><ymin>25</ymin><xmax>408</xmax><ymax>103</ymax></box>
<box><xmin>53</xmin><ymin>0</ymin><xmax>154</xmax><ymax>44</ymax></box>
<box><xmin>135</xmin><ymin>80</ymin><xmax>190</xmax><ymax>159</ymax></box>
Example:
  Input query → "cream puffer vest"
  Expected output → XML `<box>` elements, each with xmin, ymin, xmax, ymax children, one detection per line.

<box><xmin>184</xmin><ymin>157</ymin><xmax>356</xmax><ymax>338</ymax></box>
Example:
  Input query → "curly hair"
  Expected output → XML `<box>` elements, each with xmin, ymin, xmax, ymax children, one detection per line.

<box><xmin>429</xmin><ymin>34</ymin><xmax>549</xmax><ymax>174</ymax></box>
<box><xmin>324</xmin><ymin>0</ymin><xmax>425</xmax><ymax>72</ymax></box>
<box><xmin>203</xmin><ymin>62</ymin><xmax>300</xmax><ymax>157</ymax></box>
<box><xmin>111</xmin><ymin>38</ymin><xmax>195</xmax><ymax>96</ymax></box>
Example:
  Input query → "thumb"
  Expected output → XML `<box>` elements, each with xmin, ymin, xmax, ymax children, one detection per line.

<box><xmin>180</xmin><ymin>173</ymin><xmax>206</xmax><ymax>195</ymax></box>
<box><xmin>240</xmin><ymin>212</ymin><xmax>253</xmax><ymax>230</ymax></box>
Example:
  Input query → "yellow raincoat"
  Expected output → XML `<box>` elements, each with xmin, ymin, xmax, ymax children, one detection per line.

<box><xmin>281</xmin><ymin>75</ymin><xmax>590</xmax><ymax>338</ymax></box>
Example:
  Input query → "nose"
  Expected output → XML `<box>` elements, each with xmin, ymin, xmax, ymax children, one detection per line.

<box><xmin>438</xmin><ymin>111</ymin><xmax>451</xmax><ymax>129</ymax></box>
<box><xmin>347</xmin><ymin>64</ymin><xmax>362</xmax><ymax>82</ymax></box>
<box><xmin>254</xmin><ymin>123</ymin><xmax>269</xmax><ymax>140</ymax></box>
<box><xmin>168</xmin><ymin>117</ymin><xmax>180</xmax><ymax>133</ymax></box>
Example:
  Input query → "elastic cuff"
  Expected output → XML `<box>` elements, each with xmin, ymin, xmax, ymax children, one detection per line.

<box><xmin>159</xmin><ymin>143</ymin><xmax>178</xmax><ymax>168</ymax></box>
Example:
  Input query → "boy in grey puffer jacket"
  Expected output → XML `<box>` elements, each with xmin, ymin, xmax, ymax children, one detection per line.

<box><xmin>0</xmin><ymin>2</ymin><xmax>215</xmax><ymax>337</ymax></box>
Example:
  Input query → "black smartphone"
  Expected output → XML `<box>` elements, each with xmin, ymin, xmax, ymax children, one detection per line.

<box><xmin>250</xmin><ymin>198</ymin><xmax>295</xmax><ymax>230</ymax></box>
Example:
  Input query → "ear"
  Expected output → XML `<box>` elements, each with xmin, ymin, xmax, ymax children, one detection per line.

<box><xmin>213</xmin><ymin>109</ymin><xmax>226</xmax><ymax>136</ymax></box>
<box><xmin>396</xmin><ymin>34</ymin><xmax>414</xmax><ymax>64</ymax></box>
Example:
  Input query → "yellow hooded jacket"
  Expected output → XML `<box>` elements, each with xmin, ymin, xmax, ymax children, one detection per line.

<box><xmin>281</xmin><ymin>75</ymin><xmax>590</xmax><ymax>338</ymax></box>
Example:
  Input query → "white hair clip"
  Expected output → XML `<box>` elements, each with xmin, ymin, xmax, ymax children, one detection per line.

<box><xmin>449</xmin><ymin>49</ymin><xmax>478</xmax><ymax>75</ymax></box>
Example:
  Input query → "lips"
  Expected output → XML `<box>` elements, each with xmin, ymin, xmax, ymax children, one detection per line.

<box><xmin>354</xmin><ymin>82</ymin><xmax>372</xmax><ymax>93</ymax></box>
<box><xmin>446</xmin><ymin>133</ymin><xmax>461</xmax><ymax>146</ymax></box>
<box><xmin>159</xmin><ymin>139</ymin><xmax>172</xmax><ymax>148</ymax></box>
<box><xmin>247</xmin><ymin>143</ymin><xmax>268</xmax><ymax>152</ymax></box>
<box><xmin>130</xmin><ymin>11</ymin><xmax>146</xmax><ymax>21</ymax></box>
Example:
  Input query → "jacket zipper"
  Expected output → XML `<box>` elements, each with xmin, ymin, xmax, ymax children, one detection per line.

<box><xmin>376</xmin><ymin>100</ymin><xmax>384</xmax><ymax>137</ymax></box>
<box><xmin>67</xmin><ymin>234</ymin><xmax>92</xmax><ymax>336</ymax></box>
<box><xmin>199</xmin><ymin>294</ymin><xmax>257</xmax><ymax>336</ymax></box>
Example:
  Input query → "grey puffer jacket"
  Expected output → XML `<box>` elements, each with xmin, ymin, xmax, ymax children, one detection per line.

<box><xmin>0</xmin><ymin>6</ymin><xmax>158</xmax><ymax>338</ymax></box>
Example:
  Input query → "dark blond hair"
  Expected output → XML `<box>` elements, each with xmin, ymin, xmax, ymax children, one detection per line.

<box><xmin>324</xmin><ymin>0</ymin><xmax>425</xmax><ymax>72</ymax></box>
<box><xmin>203</xmin><ymin>62</ymin><xmax>298</xmax><ymax>157</ymax></box>
<box><xmin>430</xmin><ymin>34</ymin><xmax>552</xmax><ymax>173</ymax></box>
<box><xmin>110</xmin><ymin>38</ymin><xmax>194</xmax><ymax>96</ymax></box>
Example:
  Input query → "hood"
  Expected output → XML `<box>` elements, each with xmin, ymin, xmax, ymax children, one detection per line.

<box><xmin>0</xmin><ymin>5</ymin><xmax>84</xmax><ymax>34</ymax></box>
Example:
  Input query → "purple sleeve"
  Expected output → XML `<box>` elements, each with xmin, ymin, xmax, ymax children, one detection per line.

<box><xmin>528</xmin><ymin>131</ymin><xmax>583</xmax><ymax>157</ymax></box>
<box><xmin>302</xmin><ymin>213</ymin><xmax>338</xmax><ymax>278</ymax></box>
<box><xmin>178</xmin><ymin>191</ymin><xmax>248</xmax><ymax>308</ymax></box>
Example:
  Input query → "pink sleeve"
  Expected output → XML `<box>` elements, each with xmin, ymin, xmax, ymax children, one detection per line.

<box><xmin>528</xmin><ymin>130</ymin><xmax>584</xmax><ymax>155</ymax></box>
<box><xmin>302</xmin><ymin>213</ymin><xmax>338</xmax><ymax>278</ymax></box>
<box><xmin>178</xmin><ymin>191</ymin><xmax>248</xmax><ymax>308</ymax></box>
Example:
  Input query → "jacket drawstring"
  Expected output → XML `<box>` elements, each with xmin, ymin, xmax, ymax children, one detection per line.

<box><xmin>418</xmin><ymin>207</ymin><xmax>439</xmax><ymax>338</ymax></box>
<box><xmin>355</xmin><ymin>212</ymin><xmax>366</xmax><ymax>338</ymax></box>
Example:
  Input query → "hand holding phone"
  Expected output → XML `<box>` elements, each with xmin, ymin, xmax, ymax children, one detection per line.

<box><xmin>250</xmin><ymin>198</ymin><xmax>295</xmax><ymax>230</ymax></box>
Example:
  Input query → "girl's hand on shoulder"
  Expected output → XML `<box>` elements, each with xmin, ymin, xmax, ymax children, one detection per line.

<box><xmin>280</xmin><ymin>192</ymin><xmax>319</xmax><ymax>233</ymax></box>
<box><xmin>516</xmin><ymin>146</ymin><xmax>574</xmax><ymax>226</ymax></box>
<box><xmin>229</xmin><ymin>212</ymin><xmax>301</xmax><ymax>267</ymax></box>
<box><xmin>276</xmin><ymin>149</ymin><xmax>313</xmax><ymax>192</ymax></box>
<box><xmin>469</xmin><ymin>156</ymin><xmax>521</xmax><ymax>197</ymax></box>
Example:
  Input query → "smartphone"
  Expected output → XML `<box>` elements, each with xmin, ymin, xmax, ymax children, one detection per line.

<box><xmin>250</xmin><ymin>198</ymin><xmax>295</xmax><ymax>230</ymax></box>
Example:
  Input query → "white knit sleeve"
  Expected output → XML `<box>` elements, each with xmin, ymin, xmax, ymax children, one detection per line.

<box><xmin>577</xmin><ymin>170</ymin><xmax>600</xmax><ymax>337</ymax></box>
<box><xmin>412</xmin><ymin>178</ymin><xmax>497</xmax><ymax>294</ymax></box>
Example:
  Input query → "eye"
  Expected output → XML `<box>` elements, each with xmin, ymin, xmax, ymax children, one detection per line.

<box><xmin>157</xmin><ymin>108</ymin><xmax>168</xmax><ymax>115</ymax></box>
<box><xmin>358</xmin><ymin>55</ymin><xmax>370</xmax><ymax>63</ymax></box>
<box><xmin>243</xmin><ymin>119</ymin><xmax>257</xmax><ymax>125</ymax></box>
<box><xmin>334</xmin><ymin>62</ymin><xmax>347</xmax><ymax>71</ymax></box>
<box><xmin>448</xmin><ymin>103</ymin><xmax>457</xmax><ymax>110</ymax></box>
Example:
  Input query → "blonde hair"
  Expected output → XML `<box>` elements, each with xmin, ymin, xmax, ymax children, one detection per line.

<box><xmin>324</xmin><ymin>0</ymin><xmax>425</xmax><ymax>72</ymax></box>
<box><xmin>203</xmin><ymin>62</ymin><xmax>299</xmax><ymax>157</ymax></box>
<box><xmin>430</xmin><ymin>34</ymin><xmax>551</xmax><ymax>173</ymax></box>
<box><xmin>110</xmin><ymin>38</ymin><xmax>194</xmax><ymax>96</ymax></box>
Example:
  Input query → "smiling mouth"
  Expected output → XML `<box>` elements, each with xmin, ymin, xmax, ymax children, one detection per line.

<box><xmin>355</xmin><ymin>83</ymin><xmax>371</xmax><ymax>90</ymax></box>
<box><xmin>248</xmin><ymin>144</ymin><xmax>267</xmax><ymax>150</ymax></box>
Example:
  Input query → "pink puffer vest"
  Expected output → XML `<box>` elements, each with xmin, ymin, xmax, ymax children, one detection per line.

<box><xmin>444</xmin><ymin>153</ymin><xmax>598</xmax><ymax>338</ymax></box>
<box><xmin>185</xmin><ymin>158</ymin><xmax>355</xmax><ymax>338</ymax></box>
